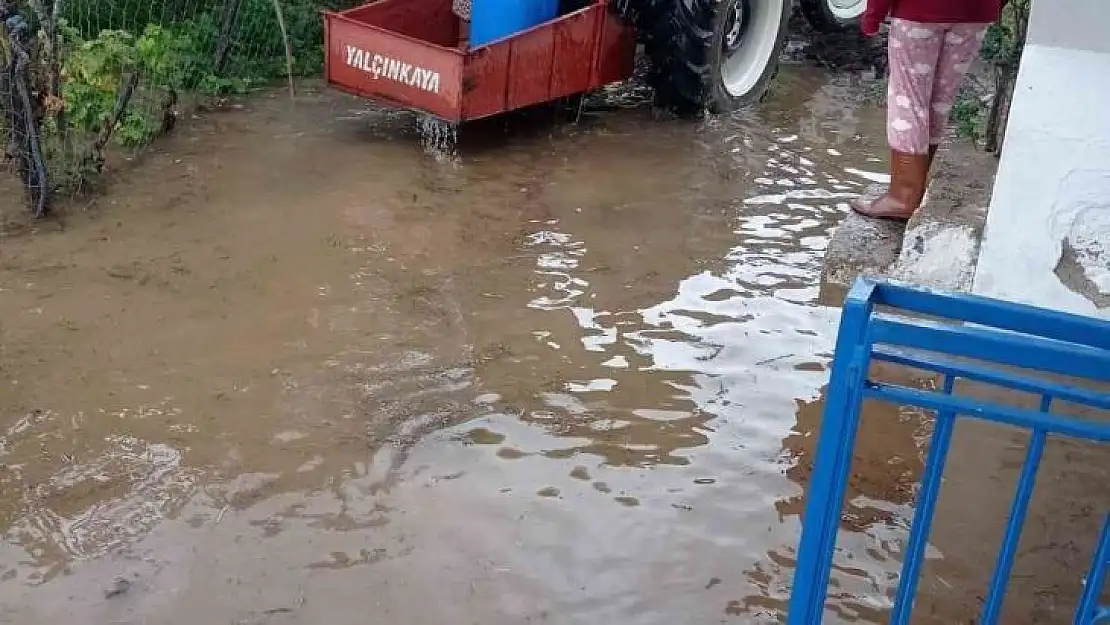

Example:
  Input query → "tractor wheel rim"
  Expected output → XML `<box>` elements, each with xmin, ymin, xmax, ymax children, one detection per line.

<box><xmin>720</xmin><ymin>0</ymin><xmax>783</xmax><ymax>98</ymax></box>
<box><xmin>827</xmin><ymin>0</ymin><xmax>865</xmax><ymax>20</ymax></box>
<box><xmin>723</xmin><ymin>0</ymin><xmax>747</xmax><ymax>54</ymax></box>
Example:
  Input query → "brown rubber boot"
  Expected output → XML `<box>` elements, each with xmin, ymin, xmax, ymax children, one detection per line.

<box><xmin>850</xmin><ymin>149</ymin><xmax>931</xmax><ymax>222</ymax></box>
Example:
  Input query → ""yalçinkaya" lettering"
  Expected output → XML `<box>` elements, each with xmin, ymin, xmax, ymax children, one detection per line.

<box><xmin>344</xmin><ymin>46</ymin><xmax>441</xmax><ymax>94</ymax></box>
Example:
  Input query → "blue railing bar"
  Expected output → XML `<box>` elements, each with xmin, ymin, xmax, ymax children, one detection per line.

<box><xmin>872</xmin><ymin>345</ymin><xmax>1110</xmax><ymax>411</ymax></box>
<box><xmin>811</xmin><ymin>360</ymin><xmax>870</xmax><ymax>618</ymax></box>
<box><xmin>845</xmin><ymin>277</ymin><xmax>880</xmax><ymax>307</ymax></box>
<box><xmin>788</xmin><ymin>297</ymin><xmax>874</xmax><ymax>625</ymax></box>
<box><xmin>870</xmin><ymin>316</ymin><xmax>1110</xmax><ymax>384</ymax></box>
<box><xmin>1075</xmin><ymin>513</ymin><xmax>1110</xmax><ymax>625</ymax></box>
<box><xmin>981</xmin><ymin>411</ymin><xmax>1050</xmax><ymax>624</ymax></box>
<box><xmin>890</xmin><ymin>375</ymin><xmax>958</xmax><ymax>625</ymax></box>
<box><xmin>856</xmin><ymin>278</ymin><xmax>1110</xmax><ymax>352</ymax></box>
<box><xmin>864</xmin><ymin>383</ymin><xmax>1110</xmax><ymax>443</ymax></box>
<box><xmin>788</xmin><ymin>278</ymin><xmax>1110</xmax><ymax>625</ymax></box>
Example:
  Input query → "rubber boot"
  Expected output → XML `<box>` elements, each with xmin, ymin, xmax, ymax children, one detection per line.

<box><xmin>850</xmin><ymin>149</ymin><xmax>930</xmax><ymax>222</ymax></box>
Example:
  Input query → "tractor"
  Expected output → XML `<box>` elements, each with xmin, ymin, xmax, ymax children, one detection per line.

<box><xmin>322</xmin><ymin>0</ymin><xmax>864</xmax><ymax>122</ymax></box>
<box><xmin>616</xmin><ymin>0</ymin><xmax>864</xmax><ymax>113</ymax></box>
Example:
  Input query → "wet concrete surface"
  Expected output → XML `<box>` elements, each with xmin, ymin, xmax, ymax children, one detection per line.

<box><xmin>1</xmin><ymin>67</ymin><xmax>1107</xmax><ymax>624</ymax></box>
<box><xmin>820</xmin><ymin>139</ymin><xmax>998</xmax><ymax>303</ymax></box>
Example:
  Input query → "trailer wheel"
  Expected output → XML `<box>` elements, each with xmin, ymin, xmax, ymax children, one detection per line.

<box><xmin>646</xmin><ymin>0</ymin><xmax>792</xmax><ymax>115</ymax></box>
<box><xmin>798</xmin><ymin>0</ymin><xmax>865</xmax><ymax>32</ymax></box>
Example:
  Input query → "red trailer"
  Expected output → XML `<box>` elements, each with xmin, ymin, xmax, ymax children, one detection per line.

<box><xmin>323</xmin><ymin>0</ymin><xmax>637</xmax><ymax>123</ymax></box>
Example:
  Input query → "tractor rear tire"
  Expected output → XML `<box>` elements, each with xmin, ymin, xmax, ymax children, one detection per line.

<box><xmin>797</xmin><ymin>0</ymin><xmax>865</xmax><ymax>33</ymax></box>
<box><xmin>645</xmin><ymin>0</ymin><xmax>792</xmax><ymax>115</ymax></box>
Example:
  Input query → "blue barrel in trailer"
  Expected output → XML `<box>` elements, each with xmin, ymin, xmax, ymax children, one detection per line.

<box><xmin>469</xmin><ymin>0</ymin><xmax>561</xmax><ymax>47</ymax></box>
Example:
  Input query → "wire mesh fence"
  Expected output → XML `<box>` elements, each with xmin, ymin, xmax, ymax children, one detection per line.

<box><xmin>1</xmin><ymin>0</ymin><xmax>355</xmax><ymax>217</ymax></box>
<box><xmin>2</xmin><ymin>5</ymin><xmax>50</xmax><ymax>218</ymax></box>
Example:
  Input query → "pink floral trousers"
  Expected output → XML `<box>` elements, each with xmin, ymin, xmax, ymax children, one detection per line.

<box><xmin>886</xmin><ymin>18</ymin><xmax>990</xmax><ymax>154</ymax></box>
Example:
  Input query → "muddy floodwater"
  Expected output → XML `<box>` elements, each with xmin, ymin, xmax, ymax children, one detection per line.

<box><xmin>1</xmin><ymin>68</ymin><xmax>1107</xmax><ymax>624</ymax></box>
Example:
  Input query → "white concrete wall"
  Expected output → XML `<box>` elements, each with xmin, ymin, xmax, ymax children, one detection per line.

<box><xmin>971</xmin><ymin>0</ymin><xmax>1110</xmax><ymax>319</ymax></box>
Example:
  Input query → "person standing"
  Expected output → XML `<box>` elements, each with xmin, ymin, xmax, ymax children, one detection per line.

<box><xmin>852</xmin><ymin>0</ymin><xmax>1007</xmax><ymax>221</ymax></box>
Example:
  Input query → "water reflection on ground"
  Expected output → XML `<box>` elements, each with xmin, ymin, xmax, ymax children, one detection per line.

<box><xmin>4</xmin><ymin>68</ymin><xmax>1096</xmax><ymax>625</ymax></box>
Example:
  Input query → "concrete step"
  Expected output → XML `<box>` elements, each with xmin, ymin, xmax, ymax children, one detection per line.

<box><xmin>820</xmin><ymin>142</ymin><xmax>998</xmax><ymax>305</ymax></box>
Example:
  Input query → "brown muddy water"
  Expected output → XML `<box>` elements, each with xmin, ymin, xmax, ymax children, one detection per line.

<box><xmin>0</xmin><ymin>67</ymin><xmax>1107</xmax><ymax>624</ymax></box>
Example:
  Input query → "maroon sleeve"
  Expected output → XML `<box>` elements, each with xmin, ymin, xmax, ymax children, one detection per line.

<box><xmin>862</xmin><ymin>0</ymin><xmax>893</xmax><ymax>35</ymax></box>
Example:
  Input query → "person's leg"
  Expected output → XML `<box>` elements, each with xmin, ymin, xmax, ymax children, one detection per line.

<box><xmin>886</xmin><ymin>20</ymin><xmax>943</xmax><ymax>156</ymax></box>
<box><xmin>928</xmin><ymin>23</ymin><xmax>990</xmax><ymax>147</ymax></box>
<box><xmin>852</xmin><ymin>19</ymin><xmax>945</xmax><ymax>221</ymax></box>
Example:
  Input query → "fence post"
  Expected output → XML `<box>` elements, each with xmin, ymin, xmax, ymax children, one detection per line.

<box><xmin>787</xmin><ymin>280</ymin><xmax>877</xmax><ymax>624</ymax></box>
<box><xmin>888</xmin><ymin>375</ymin><xmax>959</xmax><ymax>624</ymax></box>
<box><xmin>1075</xmin><ymin>514</ymin><xmax>1110</xmax><ymax>625</ymax></box>
<box><xmin>214</xmin><ymin>0</ymin><xmax>245</xmax><ymax>75</ymax></box>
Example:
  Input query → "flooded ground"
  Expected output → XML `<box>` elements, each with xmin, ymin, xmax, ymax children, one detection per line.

<box><xmin>0</xmin><ymin>66</ymin><xmax>1107</xmax><ymax>624</ymax></box>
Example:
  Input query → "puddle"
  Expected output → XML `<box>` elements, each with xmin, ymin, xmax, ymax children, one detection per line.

<box><xmin>0</xmin><ymin>69</ymin><xmax>1104</xmax><ymax>624</ymax></box>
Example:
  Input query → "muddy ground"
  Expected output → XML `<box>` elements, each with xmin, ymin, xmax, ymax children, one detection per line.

<box><xmin>0</xmin><ymin>63</ymin><xmax>1107</xmax><ymax>624</ymax></box>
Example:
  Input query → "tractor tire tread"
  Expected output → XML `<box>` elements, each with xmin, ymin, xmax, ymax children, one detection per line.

<box><xmin>644</xmin><ymin>0</ymin><xmax>715</xmax><ymax>114</ymax></box>
<box><xmin>644</xmin><ymin>0</ymin><xmax>792</xmax><ymax>115</ymax></box>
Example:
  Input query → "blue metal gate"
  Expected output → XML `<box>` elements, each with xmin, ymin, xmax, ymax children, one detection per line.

<box><xmin>788</xmin><ymin>277</ymin><xmax>1110</xmax><ymax>624</ymax></box>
